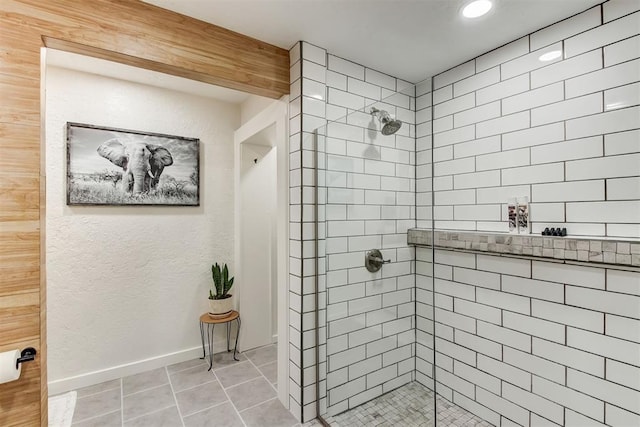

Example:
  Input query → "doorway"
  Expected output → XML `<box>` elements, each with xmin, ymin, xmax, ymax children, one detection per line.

<box><xmin>239</xmin><ymin>133</ymin><xmax>278</xmax><ymax>348</ymax></box>
<box><xmin>234</xmin><ymin>99</ymin><xmax>290</xmax><ymax>406</ymax></box>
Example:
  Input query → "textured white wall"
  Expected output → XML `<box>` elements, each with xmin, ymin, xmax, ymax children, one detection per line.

<box><xmin>45</xmin><ymin>66</ymin><xmax>239</xmax><ymax>388</ymax></box>
<box><xmin>240</xmin><ymin>94</ymin><xmax>275</xmax><ymax>125</ymax></box>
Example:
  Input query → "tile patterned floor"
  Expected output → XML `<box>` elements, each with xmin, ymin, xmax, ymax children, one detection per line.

<box><xmin>65</xmin><ymin>344</ymin><xmax>299</xmax><ymax>427</ymax></box>
<box><xmin>317</xmin><ymin>382</ymin><xmax>492</xmax><ymax>427</ymax></box>
<box><xmin>62</xmin><ymin>351</ymin><xmax>489</xmax><ymax>427</ymax></box>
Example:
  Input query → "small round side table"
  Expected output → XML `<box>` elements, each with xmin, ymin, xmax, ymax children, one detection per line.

<box><xmin>199</xmin><ymin>310</ymin><xmax>241</xmax><ymax>371</ymax></box>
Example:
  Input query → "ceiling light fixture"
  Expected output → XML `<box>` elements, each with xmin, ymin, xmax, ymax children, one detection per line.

<box><xmin>539</xmin><ymin>50</ymin><xmax>562</xmax><ymax>62</ymax></box>
<box><xmin>462</xmin><ymin>0</ymin><xmax>493</xmax><ymax>19</ymax></box>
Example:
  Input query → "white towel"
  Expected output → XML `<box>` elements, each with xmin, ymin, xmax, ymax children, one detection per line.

<box><xmin>48</xmin><ymin>391</ymin><xmax>77</xmax><ymax>427</ymax></box>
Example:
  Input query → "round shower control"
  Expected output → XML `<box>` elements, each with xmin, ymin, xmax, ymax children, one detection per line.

<box><xmin>365</xmin><ymin>249</ymin><xmax>391</xmax><ymax>272</ymax></box>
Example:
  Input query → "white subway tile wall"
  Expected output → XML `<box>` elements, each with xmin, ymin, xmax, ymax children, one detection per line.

<box><xmin>418</xmin><ymin>2</ymin><xmax>640</xmax><ymax>426</ymax></box>
<box><xmin>290</xmin><ymin>1</ymin><xmax>640</xmax><ymax>424</ymax></box>
<box><xmin>423</xmin><ymin>248</ymin><xmax>640</xmax><ymax>427</ymax></box>
<box><xmin>291</xmin><ymin>41</ymin><xmax>339</xmax><ymax>422</ymax></box>
<box><xmin>426</xmin><ymin>2</ymin><xmax>640</xmax><ymax>238</ymax></box>
<box><xmin>300</xmin><ymin>46</ymin><xmax>420</xmax><ymax>417</ymax></box>
<box><xmin>416</xmin><ymin>80</ymin><xmax>433</xmax><ymax>230</ymax></box>
<box><xmin>289</xmin><ymin>41</ymin><xmax>305</xmax><ymax>422</ymax></box>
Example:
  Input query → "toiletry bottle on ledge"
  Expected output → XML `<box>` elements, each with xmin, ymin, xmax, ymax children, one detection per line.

<box><xmin>508</xmin><ymin>197</ymin><xmax>517</xmax><ymax>234</ymax></box>
<box><xmin>518</xmin><ymin>196</ymin><xmax>530</xmax><ymax>234</ymax></box>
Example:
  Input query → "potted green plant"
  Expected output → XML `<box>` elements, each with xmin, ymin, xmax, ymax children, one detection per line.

<box><xmin>209</xmin><ymin>262</ymin><xmax>235</xmax><ymax>318</ymax></box>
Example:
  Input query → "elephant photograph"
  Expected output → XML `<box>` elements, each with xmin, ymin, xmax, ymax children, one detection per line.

<box><xmin>66</xmin><ymin>122</ymin><xmax>199</xmax><ymax>206</ymax></box>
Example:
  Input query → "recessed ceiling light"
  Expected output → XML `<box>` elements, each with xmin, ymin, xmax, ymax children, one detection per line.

<box><xmin>462</xmin><ymin>0</ymin><xmax>493</xmax><ymax>19</ymax></box>
<box><xmin>539</xmin><ymin>50</ymin><xmax>562</xmax><ymax>62</ymax></box>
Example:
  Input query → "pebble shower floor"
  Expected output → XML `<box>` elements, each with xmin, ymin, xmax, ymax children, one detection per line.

<box><xmin>318</xmin><ymin>382</ymin><xmax>492</xmax><ymax>427</ymax></box>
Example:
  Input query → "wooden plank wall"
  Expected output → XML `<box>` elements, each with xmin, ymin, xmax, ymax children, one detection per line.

<box><xmin>0</xmin><ymin>1</ymin><xmax>289</xmax><ymax>425</ymax></box>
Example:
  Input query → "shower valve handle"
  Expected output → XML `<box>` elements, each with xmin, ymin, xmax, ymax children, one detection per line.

<box><xmin>365</xmin><ymin>249</ymin><xmax>390</xmax><ymax>272</ymax></box>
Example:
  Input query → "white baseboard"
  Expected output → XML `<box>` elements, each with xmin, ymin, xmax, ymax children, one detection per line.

<box><xmin>48</xmin><ymin>339</ymin><xmax>230</xmax><ymax>396</ymax></box>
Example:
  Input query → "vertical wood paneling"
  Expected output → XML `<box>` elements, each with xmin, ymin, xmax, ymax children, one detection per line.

<box><xmin>0</xmin><ymin>0</ymin><xmax>289</xmax><ymax>424</ymax></box>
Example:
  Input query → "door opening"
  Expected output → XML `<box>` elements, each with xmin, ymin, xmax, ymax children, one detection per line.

<box><xmin>234</xmin><ymin>99</ymin><xmax>289</xmax><ymax>406</ymax></box>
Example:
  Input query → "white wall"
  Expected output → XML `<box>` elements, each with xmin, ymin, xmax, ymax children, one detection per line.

<box><xmin>320</xmin><ymin>54</ymin><xmax>417</xmax><ymax>417</ymax></box>
<box><xmin>289</xmin><ymin>41</ymin><xmax>418</xmax><ymax>420</ymax></box>
<box><xmin>239</xmin><ymin>142</ymin><xmax>278</xmax><ymax>349</ymax></box>
<box><xmin>417</xmin><ymin>1</ymin><xmax>640</xmax><ymax>425</ymax></box>
<box><xmin>422</xmin><ymin>0</ymin><xmax>640</xmax><ymax>237</ymax></box>
<box><xmin>414</xmin><ymin>80</ymin><xmax>435</xmax><ymax>388</ymax></box>
<box><xmin>241</xmin><ymin>95</ymin><xmax>276</xmax><ymax>125</ymax></box>
<box><xmin>420</xmin><ymin>247</ymin><xmax>640</xmax><ymax>427</ymax></box>
<box><xmin>45</xmin><ymin>65</ymin><xmax>239</xmax><ymax>392</ymax></box>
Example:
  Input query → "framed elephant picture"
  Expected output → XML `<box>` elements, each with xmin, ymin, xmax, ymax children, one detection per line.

<box><xmin>66</xmin><ymin>122</ymin><xmax>200</xmax><ymax>206</ymax></box>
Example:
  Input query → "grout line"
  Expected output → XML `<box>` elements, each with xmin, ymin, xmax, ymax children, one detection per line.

<box><xmin>254</xmin><ymin>359</ymin><xmax>278</xmax><ymax>368</ymax></box>
<box><xmin>72</xmin><ymin>384</ymin><xmax>121</xmax><ymax>400</ymax></box>
<box><xmin>214</xmin><ymin>358</ymin><xmax>251</xmax><ymax>374</ymax></box>
<box><xmin>120</xmin><ymin>378</ymin><xmax>124</xmax><ymax>426</ymax></box>
<box><xmin>245</xmin><ymin>350</ymin><xmax>279</xmax><ymax>393</ymax></box>
<box><xmin>213</xmin><ymin>369</ymin><xmax>249</xmax><ymax>427</ymax></box>
<box><xmin>165</xmin><ymin>366</ymin><xmax>186</xmax><ymax>427</ymax></box>
<box><xmin>70</xmin><ymin>409</ymin><xmax>121</xmax><ymax>426</ymax></box>
<box><xmin>171</xmin><ymin>377</ymin><xmax>218</xmax><ymax>394</ymax></box>
<box><xmin>166</xmin><ymin>359</ymin><xmax>208</xmax><ymax>375</ymax></box>
<box><xmin>223</xmin><ymin>374</ymin><xmax>265</xmax><ymax>391</ymax></box>
<box><xmin>123</xmin><ymin>404</ymin><xmax>176</xmax><ymax>424</ymax></box>
<box><xmin>238</xmin><ymin>396</ymin><xmax>279</xmax><ymax>414</ymax></box>
<box><xmin>122</xmin><ymin>382</ymin><xmax>169</xmax><ymax>398</ymax></box>
<box><xmin>179</xmin><ymin>399</ymin><xmax>230</xmax><ymax>419</ymax></box>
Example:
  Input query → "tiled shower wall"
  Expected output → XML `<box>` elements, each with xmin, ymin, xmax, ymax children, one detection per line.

<box><xmin>319</xmin><ymin>52</ymin><xmax>418</xmax><ymax>417</ymax></box>
<box><xmin>289</xmin><ymin>41</ymin><xmax>322</xmax><ymax>422</ymax></box>
<box><xmin>292</xmin><ymin>0</ymin><xmax>639</xmax><ymax>423</ymax></box>
<box><xmin>419</xmin><ymin>248</ymin><xmax>640</xmax><ymax>426</ymax></box>
<box><xmin>425</xmin><ymin>0</ymin><xmax>640</xmax><ymax>238</ymax></box>
<box><xmin>415</xmin><ymin>80</ymin><xmax>436</xmax><ymax>387</ymax></box>
<box><xmin>289</xmin><ymin>42</ymin><xmax>418</xmax><ymax>421</ymax></box>
<box><xmin>416</xmin><ymin>1</ymin><xmax>640</xmax><ymax>426</ymax></box>
<box><xmin>416</xmin><ymin>80</ymin><xmax>434</xmax><ymax>230</ymax></box>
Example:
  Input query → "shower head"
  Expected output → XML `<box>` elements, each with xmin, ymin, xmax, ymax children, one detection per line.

<box><xmin>370</xmin><ymin>108</ymin><xmax>402</xmax><ymax>135</ymax></box>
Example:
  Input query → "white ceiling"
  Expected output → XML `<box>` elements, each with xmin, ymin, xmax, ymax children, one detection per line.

<box><xmin>143</xmin><ymin>0</ymin><xmax>603</xmax><ymax>83</ymax></box>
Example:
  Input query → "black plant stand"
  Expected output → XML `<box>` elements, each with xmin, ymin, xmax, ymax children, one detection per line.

<box><xmin>199</xmin><ymin>311</ymin><xmax>241</xmax><ymax>371</ymax></box>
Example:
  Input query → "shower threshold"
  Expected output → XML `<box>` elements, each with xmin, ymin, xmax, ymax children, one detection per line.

<box><xmin>322</xmin><ymin>382</ymin><xmax>492</xmax><ymax>427</ymax></box>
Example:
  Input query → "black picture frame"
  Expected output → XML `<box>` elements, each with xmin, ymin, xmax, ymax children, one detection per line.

<box><xmin>66</xmin><ymin>122</ymin><xmax>200</xmax><ymax>206</ymax></box>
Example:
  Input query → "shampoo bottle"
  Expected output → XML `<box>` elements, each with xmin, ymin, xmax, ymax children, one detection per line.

<box><xmin>518</xmin><ymin>196</ymin><xmax>530</xmax><ymax>234</ymax></box>
<box><xmin>508</xmin><ymin>197</ymin><xmax>517</xmax><ymax>234</ymax></box>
